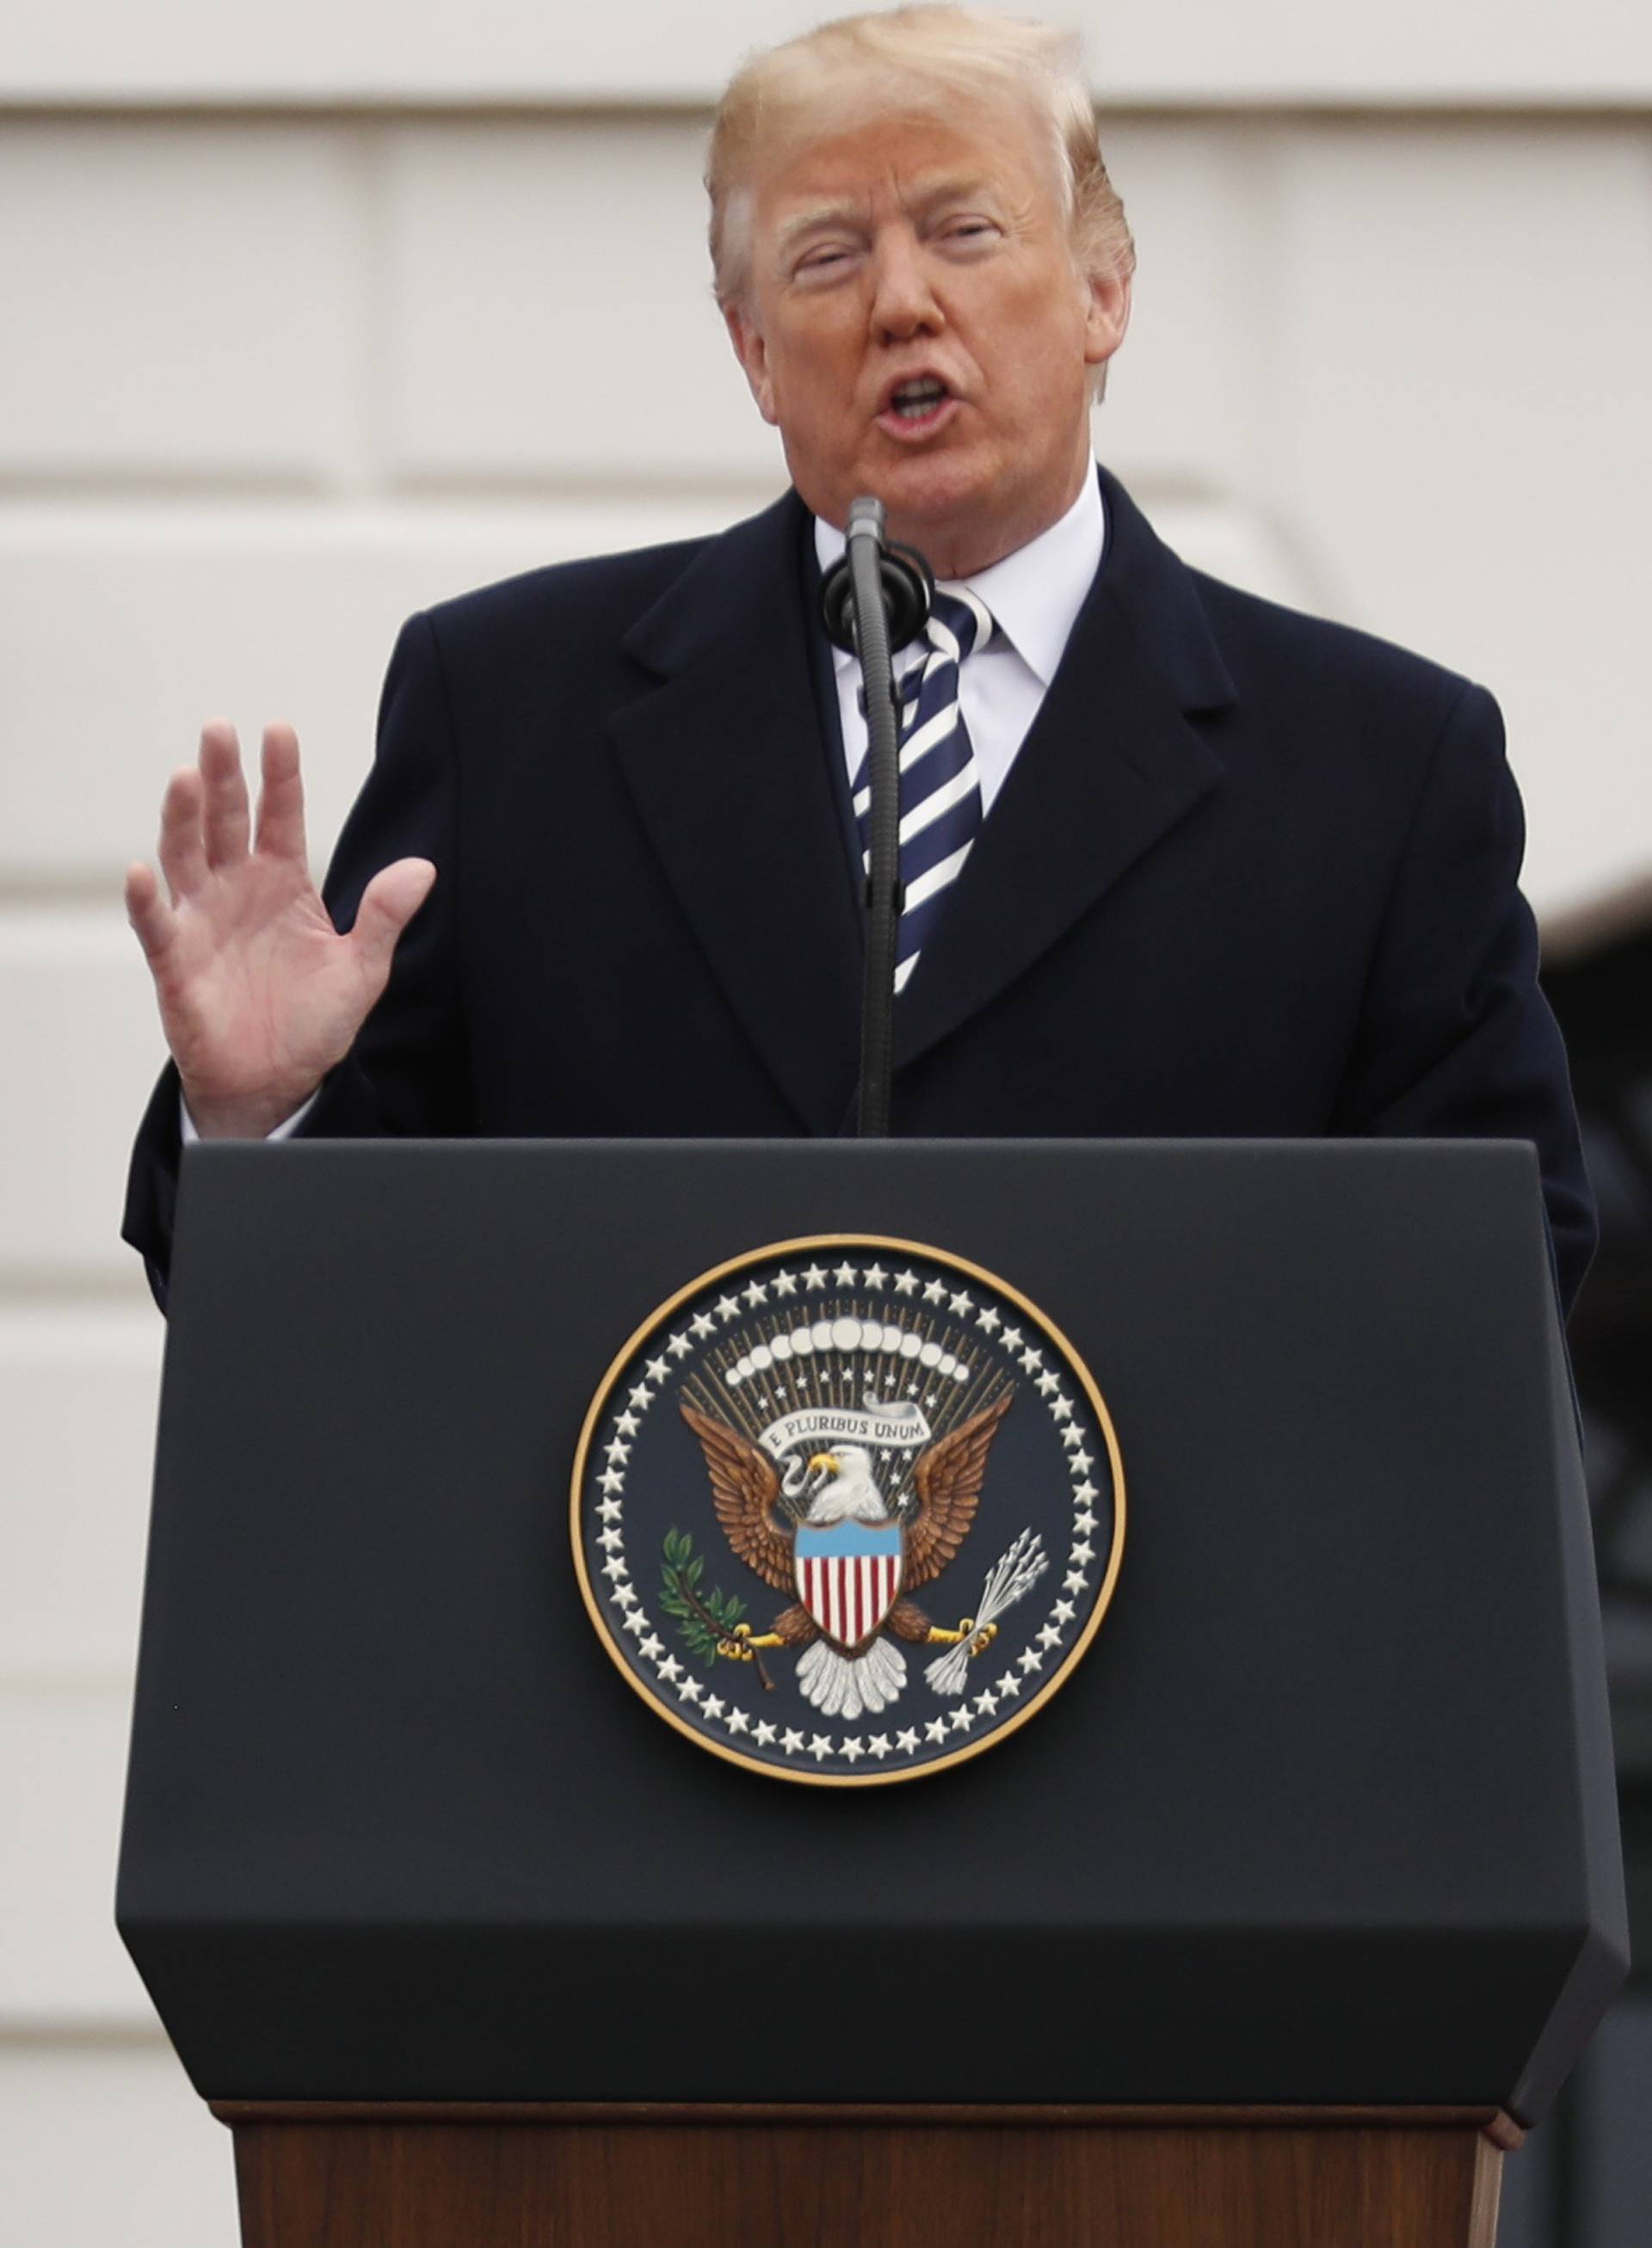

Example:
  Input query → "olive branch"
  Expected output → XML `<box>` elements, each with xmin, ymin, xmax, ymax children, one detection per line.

<box><xmin>661</xmin><ymin>1529</ymin><xmax>774</xmax><ymax>1691</ymax></box>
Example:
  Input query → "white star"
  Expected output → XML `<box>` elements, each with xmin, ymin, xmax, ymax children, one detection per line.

<box><xmin>1070</xmin><ymin>1541</ymin><xmax>1095</xmax><ymax>1566</ymax></box>
<box><xmin>601</xmin><ymin>1556</ymin><xmax>629</xmax><ymax>1582</ymax></box>
<box><xmin>1074</xmin><ymin>1510</ymin><xmax>1098</xmax><ymax>1535</ymax></box>
<box><xmin>1037</xmin><ymin>1623</ymin><xmax>1063</xmax><ymax>1650</ymax></box>
<box><xmin>925</xmin><ymin>1716</ymin><xmax>949</xmax><ymax>1744</ymax></box>
<box><xmin>1001</xmin><ymin>1326</ymin><xmax>1024</xmax><ymax>1351</ymax></box>
<box><xmin>1073</xmin><ymin>1481</ymin><xmax>1099</xmax><ymax>1505</ymax></box>
<box><xmin>612</xmin><ymin>1582</ymin><xmax>638</xmax><ymax>1609</ymax></box>
<box><xmin>782</xmin><ymin>1728</ymin><xmax>805</xmax><ymax>1753</ymax></box>
<box><xmin>615</xmin><ymin>1411</ymin><xmax>640</xmax><ymax>1437</ymax></box>
<box><xmin>894</xmin><ymin>1270</ymin><xmax>919</xmax><ymax>1296</ymax></box>
<box><xmin>1061</xmin><ymin>1426</ymin><xmax>1082</xmax><ymax>1449</ymax></box>
<box><xmin>803</xmin><ymin>1265</ymin><xmax>829</xmax><ymax>1289</ymax></box>
<box><xmin>726</xmin><ymin>1707</ymin><xmax>751</xmax><ymax>1734</ymax></box>
<box><xmin>647</xmin><ymin>1354</ymin><xmax>672</xmax><ymax>1380</ymax></box>
<box><xmin>897</xmin><ymin>1728</ymin><xmax>920</xmax><ymax>1752</ymax></box>
<box><xmin>743</xmin><ymin>1279</ymin><xmax>768</xmax><ymax>1307</ymax></box>
<box><xmin>1036</xmin><ymin>1370</ymin><xmax>1060</xmax><ymax>1396</ymax></box>
<box><xmin>690</xmin><ymin>1311</ymin><xmax>716</xmax><ymax>1340</ymax></box>
<box><xmin>1051</xmin><ymin>1396</ymin><xmax>1074</xmax><ymax>1422</ymax></box>
<box><xmin>715</xmin><ymin>1294</ymin><xmax>740</xmax><ymax>1321</ymax></box>
<box><xmin>809</xmin><ymin>1734</ymin><xmax>833</xmax><ymax>1761</ymax></box>
<box><xmin>666</xmin><ymin>1333</ymin><xmax>692</xmax><ymax>1360</ymax></box>
<box><xmin>840</xmin><ymin>1736</ymin><xmax>865</xmax><ymax>1763</ymax></box>
<box><xmin>977</xmin><ymin>1305</ymin><xmax>1002</xmax><ymax>1331</ymax></box>
<box><xmin>597</xmin><ymin>1495</ymin><xmax>622</xmax><ymax>1523</ymax></box>
<box><xmin>774</xmin><ymin>1271</ymin><xmax>798</xmax><ymax>1296</ymax></box>
<box><xmin>834</xmin><ymin>1261</ymin><xmax>858</xmax><ymax>1285</ymax></box>
<box><xmin>638</xmin><ymin>1635</ymin><xmax>663</xmax><ymax>1661</ymax></box>
<box><xmin>1063</xmin><ymin>1569</ymin><xmax>1089</xmax><ymax>1597</ymax></box>
<box><xmin>628</xmin><ymin>1383</ymin><xmax>653</xmax><ymax>1408</ymax></box>
<box><xmin>1070</xmin><ymin>1449</ymin><xmax>1094</xmax><ymax>1474</ymax></box>
<box><xmin>600</xmin><ymin>1526</ymin><xmax>624</xmax><ymax>1552</ymax></box>
<box><xmin>948</xmin><ymin>1290</ymin><xmax>973</xmax><ymax>1315</ymax></box>
<box><xmin>702</xmin><ymin>1695</ymin><xmax>724</xmax><ymax>1721</ymax></box>
<box><xmin>606</xmin><ymin>1439</ymin><xmax>631</xmax><ymax>1464</ymax></box>
<box><xmin>623</xmin><ymin>1609</ymin><xmax>646</xmax><ymax>1636</ymax></box>
<box><xmin>599</xmin><ymin>1470</ymin><xmax>624</xmax><ymax>1495</ymax></box>
<box><xmin>862</xmin><ymin>1263</ymin><xmax>887</xmax><ymax>1290</ymax></box>
<box><xmin>1052</xmin><ymin>1599</ymin><xmax>1076</xmax><ymax>1625</ymax></box>
<box><xmin>1020</xmin><ymin>1348</ymin><xmax>1043</xmax><ymax>1373</ymax></box>
<box><xmin>948</xmin><ymin>1704</ymin><xmax>973</xmax><ymax>1732</ymax></box>
<box><xmin>975</xmin><ymin>1687</ymin><xmax>1000</xmax><ymax>1715</ymax></box>
<box><xmin>922</xmin><ymin>1278</ymin><xmax>946</xmax><ymax>1303</ymax></box>
<box><xmin>1017</xmin><ymin>1646</ymin><xmax>1042</xmax><ymax>1674</ymax></box>
<box><xmin>754</xmin><ymin>1721</ymin><xmax>778</xmax><ymax>1746</ymax></box>
<box><xmin>677</xmin><ymin>1677</ymin><xmax>705</xmax><ymax>1703</ymax></box>
<box><xmin>997</xmin><ymin>1669</ymin><xmax>1024</xmax><ymax>1697</ymax></box>
<box><xmin>867</xmin><ymin>1734</ymin><xmax>892</xmax><ymax>1758</ymax></box>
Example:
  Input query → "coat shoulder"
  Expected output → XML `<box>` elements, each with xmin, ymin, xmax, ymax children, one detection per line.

<box><xmin>1187</xmin><ymin>564</ymin><xmax>1480</xmax><ymax>733</ymax></box>
<box><xmin>419</xmin><ymin>531</ymin><xmax>717</xmax><ymax>666</ymax></box>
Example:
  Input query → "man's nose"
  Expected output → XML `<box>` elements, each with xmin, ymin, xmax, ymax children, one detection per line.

<box><xmin>868</xmin><ymin>235</ymin><xmax>943</xmax><ymax>339</ymax></box>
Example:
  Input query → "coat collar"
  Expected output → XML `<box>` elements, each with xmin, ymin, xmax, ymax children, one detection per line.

<box><xmin>608</xmin><ymin>465</ymin><xmax>1237</xmax><ymax>1130</ymax></box>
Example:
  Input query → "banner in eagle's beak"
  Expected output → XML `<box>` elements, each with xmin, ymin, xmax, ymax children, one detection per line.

<box><xmin>795</xmin><ymin>1521</ymin><xmax>905</xmax><ymax>1649</ymax></box>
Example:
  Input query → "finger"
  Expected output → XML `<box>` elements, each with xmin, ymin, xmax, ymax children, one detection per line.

<box><xmin>350</xmin><ymin>859</ymin><xmax>437</xmax><ymax>989</ymax></box>
<box><xmin>124</xmin><ymin>859</ymin><xmax>178</xmax><ymax>967</ymax></box>
<box><xmin>157</xmin><ymin>766</ymin><xmax>209</xmax><ymax>903</ymax></box>
<box><xmin>198</xmin><ymin>719</ymin><xmax>250</xmax><ymax>871</ymax></box>
<box><xmin>253</xmin><ymin>723</ymin><xmax>308</xmax><ymax>865</ymax></box>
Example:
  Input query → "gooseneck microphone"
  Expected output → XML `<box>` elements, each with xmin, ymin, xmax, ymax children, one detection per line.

<box><xmin>820</xmin><ymin>499</ymin><xmax>935</xmax><ymax>1136</ymax></box>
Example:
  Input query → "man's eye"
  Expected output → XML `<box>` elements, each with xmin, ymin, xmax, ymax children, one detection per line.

<box><xmin>799</xmin><ymin>249</ymin><xmax>850</xmax><ymax>274</ymax></box>
<box><xmin>945</xmin><ymin>221</ymin><xmax>996</xmax><ymax>243</ymax></box>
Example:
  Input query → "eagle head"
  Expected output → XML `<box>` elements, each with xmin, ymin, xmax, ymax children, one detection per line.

<box><xmin>804</xmin><ymin>1444</ymin><xmax>891</xmax><ymax>1524</ymax></box>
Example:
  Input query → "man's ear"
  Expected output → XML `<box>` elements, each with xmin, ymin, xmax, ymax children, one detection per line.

<box><xmin>1082</xmin><ymin>261</ymin><xmax>1131</xmax><ymax>375</ymax></box>
<box><xmin>723</xmin><ymin>299</ymin><xmax>779</xmax><ymax>426</ymax></box>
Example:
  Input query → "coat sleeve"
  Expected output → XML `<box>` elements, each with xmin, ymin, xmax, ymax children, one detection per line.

<box><xmin>120</xmin><ymin>612</ymin><xmax>467</xmax><ymax>1309</ymax></box>
<box><xmin>1329</xmin><ymin>678</ymin><xmax>1596</xmax><ymax>1316</ymax></box>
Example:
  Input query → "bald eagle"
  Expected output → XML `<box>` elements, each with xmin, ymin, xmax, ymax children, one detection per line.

<box><xmin>679</xmin><ymin>1391</ymin><xmax>1013</xmax><ymax>1720</ymax></box>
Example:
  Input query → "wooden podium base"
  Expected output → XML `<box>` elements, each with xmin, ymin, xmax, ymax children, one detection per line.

<box><xmin>210</xmin><ymin>2101</ymin><xmax>1519</xmax><ymax>2248</ymax></box>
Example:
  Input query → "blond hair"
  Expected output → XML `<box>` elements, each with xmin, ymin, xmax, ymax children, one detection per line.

<box><xmin>706</xmin><ymin>5</ymin><xmax>1135</xmax><ymax>313</ymax></box>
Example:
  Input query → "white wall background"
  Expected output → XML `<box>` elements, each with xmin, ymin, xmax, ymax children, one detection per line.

<box><xmin>3</xmin><ymin>4</ymin><xmax>1650</xmax><ymax>2240</ymax></box>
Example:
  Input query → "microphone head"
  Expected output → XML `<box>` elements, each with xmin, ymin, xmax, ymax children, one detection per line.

<box><xmin>820</xmin><ymin>500</ymin><xmax>935</xmax><ymax>654</ymax></box>
<box><xmin>845</xmin><ymin>494</ymin><xmax>888</xmax><ymax>545</ymax></box>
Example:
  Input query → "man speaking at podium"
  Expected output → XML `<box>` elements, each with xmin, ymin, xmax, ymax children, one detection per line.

<box><xmin>120</xmin><ymin>5</ymin><xmax>1593</xmax><ymax>1313</ymax></box>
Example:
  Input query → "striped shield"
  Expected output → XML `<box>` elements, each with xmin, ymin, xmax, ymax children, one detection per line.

<box><xmin>794</xmin><ymin>1522</ymin><xmax>905</xmax><ymax>1652</ymax></box>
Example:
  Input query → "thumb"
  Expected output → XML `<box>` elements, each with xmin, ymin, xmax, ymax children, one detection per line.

<box><xmin>350</xmin><ymin>858</ymin><xmax>437</xmax><ymax>988</ymax></box>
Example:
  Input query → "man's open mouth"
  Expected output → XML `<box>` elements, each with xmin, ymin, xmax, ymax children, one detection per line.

<box><xmin>888</xmin><ymin>376</ymin><xmax>951</xmax><ymax>420</ymax></box>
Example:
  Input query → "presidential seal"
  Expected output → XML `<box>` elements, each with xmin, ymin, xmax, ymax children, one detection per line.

<box><xmin>571</xmin><ymin>1236</ymin><xmax>1124</xmax><ymax>1786</ymax></box>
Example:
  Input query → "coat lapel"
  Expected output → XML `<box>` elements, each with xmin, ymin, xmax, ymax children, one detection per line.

<box><xmin>607</xmin><ymin>491</ymin><xmax>865</xmax><ymax>1135</ymax></box>
<box><xmin>891</xmin><ymin>467</ymin><xmax>1239</xmax><ymax>1076</ymax></box>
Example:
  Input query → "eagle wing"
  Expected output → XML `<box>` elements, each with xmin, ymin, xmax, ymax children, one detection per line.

<box><xmin>679</xmin><ymin>1401</ymin><xmax>793</xmax><ymax>1593</ymax></box>
<box><xmin>903</xmin><ymin>1389</ymin><xmax>1014</xmax><ymax>1592</ymax></box>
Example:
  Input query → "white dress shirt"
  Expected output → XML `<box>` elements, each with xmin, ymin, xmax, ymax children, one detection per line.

<box><xmin>186</xmin><ymin>468</ymin><xmax>1107</xmax><ymax>1144</ymax></box>
<box><xmin>813</xmin><ymin>460</ymin><xmax>1106</xmax><ymax>816</ymax></box>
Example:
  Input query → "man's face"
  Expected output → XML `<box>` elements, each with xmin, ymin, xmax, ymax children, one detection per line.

<box><xmin>724</xmin><ymin>102</ymin><xmax>1129</xmax><ymax>578</ymax></box>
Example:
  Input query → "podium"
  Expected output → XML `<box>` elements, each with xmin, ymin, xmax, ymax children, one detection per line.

<box><xmin>117</xmin><ymin>1139</ymin><xmax>1628</xmax><ymax>2246</ymax></box>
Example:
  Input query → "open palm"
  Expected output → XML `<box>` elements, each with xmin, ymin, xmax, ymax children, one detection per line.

<box><xmin>126</xmin><ymin>721</ymin><xmax>435</xmax><ymax>1138</ymax></box>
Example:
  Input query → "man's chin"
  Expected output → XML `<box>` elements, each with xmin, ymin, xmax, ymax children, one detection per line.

<box><xmin>864</xmin><ymin>453</ymin><xmax>1002</xmax><ymax>553</ymax></box>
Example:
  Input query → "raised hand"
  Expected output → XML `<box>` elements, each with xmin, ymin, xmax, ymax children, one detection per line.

<box><xmin>125</xmin><ymin>721</ymin><xmax>435</xmax><ymax>1139</ymax></box>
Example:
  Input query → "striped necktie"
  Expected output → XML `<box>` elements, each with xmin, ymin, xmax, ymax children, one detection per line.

<box><xmin>852</xmin><ymin>586</ymin><xmax>992</xmax><ymax>995</ymax></box>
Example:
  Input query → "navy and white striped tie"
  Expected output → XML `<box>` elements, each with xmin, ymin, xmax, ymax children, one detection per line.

<box><xmin>852</xmin><ymin>586</ymin><xmax>992</xmax><ymax>995</ymax></box>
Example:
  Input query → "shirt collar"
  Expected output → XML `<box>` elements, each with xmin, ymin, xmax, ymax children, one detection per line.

<box><xmin>813</xmin><ymin>461</ymin><xmax>1106</xmax><ymax>687</ymax></box>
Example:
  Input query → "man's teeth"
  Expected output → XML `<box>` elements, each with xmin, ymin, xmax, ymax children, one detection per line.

<box><xmin>892</xmin><ymin>381</ymin><xmax>946</xmax><ymax>418</ymax></box>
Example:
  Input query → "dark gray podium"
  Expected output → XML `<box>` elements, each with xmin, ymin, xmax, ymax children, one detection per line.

<box><xmin>116</xmin><ymin>1139</ymin><xmax>1628</xmax><ymax>2247</ymax></box>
